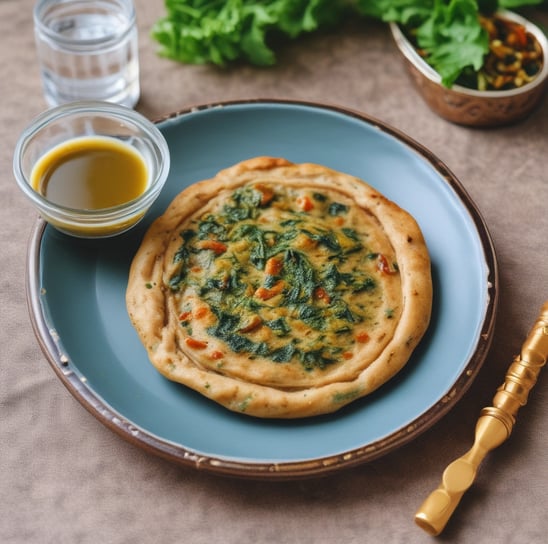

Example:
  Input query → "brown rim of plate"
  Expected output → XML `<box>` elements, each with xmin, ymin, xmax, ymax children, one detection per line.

<box><xmin>25</xmin><ymin>98</ymin><xmax>499</xmax><ymax>480</ymax></box>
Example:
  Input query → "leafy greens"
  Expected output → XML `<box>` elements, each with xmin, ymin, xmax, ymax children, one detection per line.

<box><xmin>151</xmin><ymin>0</ymin><xmax>347</xmax><ymax>66</ymax></box>
<box><xmin>152</xmin><ymin>0</ymin><xmax>545</xmax><ymax>87</ymax></box>
<box><xmin>355</xmin><ymin>0</ymin><xmax>544</xmax><ymax>86</ymax></box>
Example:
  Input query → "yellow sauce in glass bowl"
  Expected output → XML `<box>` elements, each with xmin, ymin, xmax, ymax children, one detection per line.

<box><xmin>30</xmin><ymin>135</ymin><xmax>152</xmax><ymax>237</ymax></box>
<box><xmin>31</xmin><ymin>136</ymin><xmax>148</xmax><ymax>209</ymax></box>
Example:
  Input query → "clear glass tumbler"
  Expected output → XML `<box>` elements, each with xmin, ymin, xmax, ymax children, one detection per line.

<box><xmin>34</xmin><ymin>0</ymin><xmax>140</xmax><ymax>108</ymax></box>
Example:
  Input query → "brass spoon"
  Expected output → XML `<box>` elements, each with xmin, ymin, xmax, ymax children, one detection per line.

<box><xmin>415</xmin><ymin>300</ymin><xmax>548</xmax><ymax>536</ymax></box>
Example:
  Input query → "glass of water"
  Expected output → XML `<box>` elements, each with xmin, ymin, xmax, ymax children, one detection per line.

<box><xmin>34</xmin><ymin>0</ymin><xmax>140</xmax><ymax>108</ymax></box>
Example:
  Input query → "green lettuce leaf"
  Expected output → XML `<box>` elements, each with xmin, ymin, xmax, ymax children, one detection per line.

<box><xmin>151</xmin><ymin>0</ymin><xmax>544</xmax><ymax>88</ymax></box>
<box><xmin>151</xmin><ymin>0</ymin><xmax>347</xmax><ymax>66</ymax></box>
<box><xmin>355</xmin><ymin>0</ymin><xmax>434</xmax><ymax>27</ymax></box>
<box><xmin>415</xmin><ymin>0</ymin><xmax>489</xmax><ymax>86</ymax></box>
<box><xmin>357</xmin><ymin>0</ymin><xmax>490</xmax><ymax>87</ymax></box>
<box><xmin>498</xmin><ymin>0</ymin><xmax>544</xmax><ymax>8</ymax></box>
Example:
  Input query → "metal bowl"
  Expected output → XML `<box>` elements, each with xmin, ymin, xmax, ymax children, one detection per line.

<box><xmin>390</xmin><ymin>10</ymin><xmax>547</xmax><ymax>127</ymax></box>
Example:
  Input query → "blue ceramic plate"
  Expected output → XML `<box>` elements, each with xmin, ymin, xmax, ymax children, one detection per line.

<box><xmin>27</xmin><ymin>100</ymin><xmax>498</xmax><ymax>479</ymax></box>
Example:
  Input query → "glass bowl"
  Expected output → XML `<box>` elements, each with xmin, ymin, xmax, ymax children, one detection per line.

<box><xmin>13</xmin><ymin>101</ymin><xmax>170</xmax><ymax>238</ymax></box>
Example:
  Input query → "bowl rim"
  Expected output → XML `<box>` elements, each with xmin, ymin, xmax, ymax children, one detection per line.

<box><xmin>13</xmin><ymin>101</ymin><xmax>171</xmax><ymax>224</ymax></box>
<box><xmin>389</xmin><ymin>9</ymin><xmax>548</xmax><ymax>97</ymax></box>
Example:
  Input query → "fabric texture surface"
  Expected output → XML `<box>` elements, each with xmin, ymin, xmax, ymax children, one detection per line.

<box><xmin>1</xmin><ymin>1</ymin><xmax>547</xmax><ymax>543</ymax></box>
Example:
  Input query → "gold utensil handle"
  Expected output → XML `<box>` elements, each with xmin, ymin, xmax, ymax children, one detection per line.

<box><xmin>415</xmin><ymin>301</ymin><xmax>548</xmax><ymax>536</ymax></box>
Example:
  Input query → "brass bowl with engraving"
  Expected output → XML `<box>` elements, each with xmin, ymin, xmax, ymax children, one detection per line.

<box><xmin>390</xmin><ymin>10</ymin><xmax>547</xmax><ymax>127</ymax></box>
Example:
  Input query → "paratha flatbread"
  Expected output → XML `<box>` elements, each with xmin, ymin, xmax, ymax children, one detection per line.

<box><xmin>126</xmin><ymin>157</ymin><xmax>432</xmax><ymax>418</ymax></box>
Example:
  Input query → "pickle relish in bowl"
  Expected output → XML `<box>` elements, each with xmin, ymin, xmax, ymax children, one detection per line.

<box><xmin>13</xmin><ymin>102</ymin><xmax>170</xmax><ymax>238</ymax></box>
<box><xmin>390</xmin><ymin>10</ymin><xmax>547</xmax><ymax>126</ymax></box>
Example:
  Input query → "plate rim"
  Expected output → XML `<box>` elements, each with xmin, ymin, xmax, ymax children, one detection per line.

<box><xmin>25</xmin><ymin>98</ymin><xmax>499</xmax><ymax>479</ymax></box>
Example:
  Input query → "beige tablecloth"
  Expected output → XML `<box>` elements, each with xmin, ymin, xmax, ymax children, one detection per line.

<box><xmin>2</xmin><ymin>1</ymin><xmax>547</xmax><ymax>543</ymax></box>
